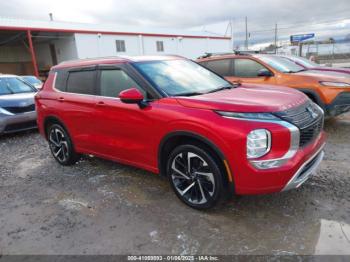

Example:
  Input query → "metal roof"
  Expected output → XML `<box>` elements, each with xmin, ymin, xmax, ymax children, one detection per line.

<box><xmin>0</xmin><ymin>17</ymin><xmax>230</xmax><ymax>40</ymax></box>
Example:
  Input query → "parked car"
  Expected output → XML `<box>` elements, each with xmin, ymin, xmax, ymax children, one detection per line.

<box><xmin>21</xmin><ymin>75</ymin><xmax>43</xmax><ymax>90</ymax></box>
<box><xmin>281</xmin><ymin>55</ymin><xmax>350</xmax><ymax>75</ymax></box>
<box><xmin>197</xmin><ymin>53</ymin><xmax>350</xmax><ymax>117</ymax></box>
<box><xmin>35</xmin><ymin>56</ymin><xmax>325</xmax><ymax>209</ymax></box>
<box><xmin>0</xmin><ymin>75</ymin><xmax>37</xmax><ymax>134</ymax></box>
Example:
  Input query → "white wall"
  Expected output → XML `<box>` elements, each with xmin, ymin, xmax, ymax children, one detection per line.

<box><xmin>54</xmin><ymin>36</ymin><xmax>78</xmax><ymax>63</ymax></box>
<box><xmin>74</xmin><ymin>33</ymin><xmax>231</xmax><ymax>59</ymax></box>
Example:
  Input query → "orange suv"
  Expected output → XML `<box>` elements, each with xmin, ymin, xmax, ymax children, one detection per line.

<box><xmin>197</xmin><ymin>53</ymin><xmax>350</xmax><ymax>117</ymax></box>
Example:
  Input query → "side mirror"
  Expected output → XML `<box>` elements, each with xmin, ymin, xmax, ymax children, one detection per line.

<box><xmin>257</xmin><ymin>69</ymin><xmax>273</xmax><ymax>77</ymax></box>
<box><xmin>119</xmin><ymin>88</ymin><xmax>144</xmax><ymax>103</ymax></box>
<box><xmin>119</xmin><ymin>88</ymin><xmax>148</xmax><ymax>108</ymax></box>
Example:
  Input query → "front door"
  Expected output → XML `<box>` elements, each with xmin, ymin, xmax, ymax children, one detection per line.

<box><xmin>92</xmin><ymin>66</ymin><xmax>155</xmax><ymax>167</ymax></box>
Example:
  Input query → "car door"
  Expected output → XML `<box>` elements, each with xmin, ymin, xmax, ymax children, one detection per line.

<box><xmin>92</xmin><ymin>65</ymin><xmax>155</xmax><ymax>167</ymax></box>
<box><xmin>55</xmin><ymin>67</ymin><xmax>99</xmax><ymax>153</ymax></box>
<box><xmin>227</xmin><ymin>58</ymin><xmax>276</xmax><ymax>85</ymax></box>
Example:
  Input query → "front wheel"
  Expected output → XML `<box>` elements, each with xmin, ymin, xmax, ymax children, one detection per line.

<box><xmin>167</xmin><ymin>144</ymin><xmax>225</xmax><ymax>209</ymax></box>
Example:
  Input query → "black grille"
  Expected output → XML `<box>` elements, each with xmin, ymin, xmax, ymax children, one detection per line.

<box><xmin>3</xmin><ymin>104</ymin><xmax>35</xmax><ymax>114</ymax></box>
<box><xmin>4</xmin><ymin>120</ymin><xmax>37</xmax><ymax>132</ymax></box>
<box><xmin>275</xmin><ymin>101</ymin><xmax>324</xmax><ymax>147</ymax></box>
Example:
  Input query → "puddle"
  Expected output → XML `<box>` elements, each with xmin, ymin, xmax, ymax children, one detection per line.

<box><xmin>315</xmin><ymin>219</ymin><xmax>350</xmax><ymax>254</ymax></box>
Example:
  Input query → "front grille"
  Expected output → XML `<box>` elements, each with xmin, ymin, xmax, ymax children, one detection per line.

<box><xmin>296</xmin><ymin>151</ymin><xmax>322</xmax><ymax>180</ymax></box>
<box><xmin>4</xmin><ymin>120</ymin><xmax>37</xmax><ymax>132</ymax></box>
<box><xmin>275</xmin><ymin>101</ymin><xmax>324</xmax><ymax>147</ymax></box>
<box><xmin>3</xmin><ymin>104</ymin><xmax>35</xmax><ymax>114</ymax></box>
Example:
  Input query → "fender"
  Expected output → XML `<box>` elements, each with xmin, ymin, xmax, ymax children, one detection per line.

<box><xmin>297</xmin><ymin>88</ymin><xmax>326</xmax><ymax>110</ymax></box>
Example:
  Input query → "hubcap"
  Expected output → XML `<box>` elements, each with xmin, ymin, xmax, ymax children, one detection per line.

<box><xmin>171</xmin><ymin>152</ymin><xmax>215</xmax><ymax>205</ymax></box>
<box><xmin>49</xmin><ymin>128</ymin><xmax>69</xmax><ymax>163</ymax></box>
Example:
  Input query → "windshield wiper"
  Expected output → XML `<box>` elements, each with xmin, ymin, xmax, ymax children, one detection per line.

<box><xmin>175</xmin><ymin>92</ymin><xmax>204</xmax><ymax>97</ymax></box>
<box><xmin>206</xmin><ymin>85</ymin><xmax>234</xmax><ymax>94</ymax></box>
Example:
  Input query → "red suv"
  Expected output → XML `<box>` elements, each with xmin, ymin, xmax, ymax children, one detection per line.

<box><xmin>35</xmin><ymin>56</ymin><xmax>326</xmax><ymax>209</ymax></box>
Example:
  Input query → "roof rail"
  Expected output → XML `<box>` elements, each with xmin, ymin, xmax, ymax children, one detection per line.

<box><xmin>58</xmin><ymin>56</ymin><xmax>125</xmax><ymax>65</ymax></box>
<box><xmin>197</xmin><ymin>50</ymin><xmax>263</xmax><ymax>59</ymax></box>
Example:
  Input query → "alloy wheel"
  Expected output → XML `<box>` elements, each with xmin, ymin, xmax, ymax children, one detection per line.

<box><xmin>170</xmin><ymin>151</ymin><xmax>215</xmax><ymax>205</ymax></box>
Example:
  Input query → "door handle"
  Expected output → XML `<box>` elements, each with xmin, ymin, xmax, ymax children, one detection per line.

<box><xmin>96</xmin><ymin>101</ymin><xmax>105</xmax><ymax>107</ymax></box>
<box><xmin>57</xmin><ymin>97</ymin><xmax>65</xmax><ymax>102</ymax></box>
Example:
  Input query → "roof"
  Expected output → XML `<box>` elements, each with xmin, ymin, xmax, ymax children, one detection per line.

<box><xmin>0</xmin><ymin>17</ymin><xmax>230</xmax><ymax>40</ymax></box>
<box><xmin>53</xmin><ymin>55</ymin><xmax>185</xmax><ymax>70</ymax></box>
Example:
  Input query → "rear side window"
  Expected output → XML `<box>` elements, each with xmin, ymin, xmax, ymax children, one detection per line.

<box><xmin>99</xmin><ymin>69</ymin><xmax>144</xmax><ymax>97</ymax></box>
<box><xmin>204</xmin><ymin>59</ymin><xmax>232</xmax><ymax>76</ymax></box>
<box><xmin>233</xmin><ymin>59</ymin><xmax>267</xmax><ymax>77</ymax></box>
<box><xmin>54</xmin><ymin>71</ymin><xmax>67</xmax><ymax>91</ymax></box>
<box><xmin>66</xmin><ymin>70</ymin><xmax>96</xmax><ymax>95</ymax></box>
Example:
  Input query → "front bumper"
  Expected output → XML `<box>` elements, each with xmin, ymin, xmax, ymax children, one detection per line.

<box><xmin>326</xmin><ymin>92</ymin><xmax>350</xmax><ymax>117</ymax></box>
<box><xmin>0</xmin><ymin>111</ymin><xmax>37</xmax><ymax>134</ymax></box>
<box><xmin>282</xmin><ymin>144</ymin><xmax>325</xmax><ymax>191</ymax></box>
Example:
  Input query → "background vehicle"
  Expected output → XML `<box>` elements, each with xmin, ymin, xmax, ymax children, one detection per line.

<box><xmin>21</xmin><ymin>75</ymin><xmax>43</xmax><ymax>90</ymax></box>
<box><xmin>281</xmin><ymin>55</ymin><xmax>350</xmax><ymax>75</ymax></box>
<box><xmin>198</xmin><ymin>53</ymin><xmax>350</xmax><ymax>117</ymax></box>
<box><xmin>0</xmin><ymin>75</ymin><xmax>37</xmax><ymax>134</ymax></box>
<box><xmin>36</xmin><ymin>56</ymin><xmax>325</xmax><ymax>209</ymax></box>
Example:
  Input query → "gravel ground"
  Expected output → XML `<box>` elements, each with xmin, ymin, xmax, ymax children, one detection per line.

<box><xmin>0</xmin><ymin>114</ymin><xmax>350</xmax><ymax>255</ymax></box>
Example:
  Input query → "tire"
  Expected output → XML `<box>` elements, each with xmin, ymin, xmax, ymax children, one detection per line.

<box><xmin>47</xmin><ymin>123</ymin><xmax>80</xmax><ymax>166</ymax></box>
<box><xmin>166</xmin><ymin>144</ymin><xmax>225</xmax><ymax>209</ymax></box>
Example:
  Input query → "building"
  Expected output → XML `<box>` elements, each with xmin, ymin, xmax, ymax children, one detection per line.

<box><xmin>0</xmin><ymin>17</ymin><xmax>231</xmax><ymax>77</ymax></box>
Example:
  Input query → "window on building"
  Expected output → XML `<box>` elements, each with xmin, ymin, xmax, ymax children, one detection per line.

<box><xmin>204</xmin><ymin>59</ymin><xmax>232</xmax><ymax>76</ymax></box>
<box><xmin>66</xmin><ymin>70</ymin><xmax>96</xmax><ymax>95</ymax></box>
<box><xmin>233</xmin><ymin>59</ymin><xmax>267</xmax><ymax>77</ymax></box>
<box><xmin>116</xmin><ymin>40</ymin><xmax>126</xmax><ymax>52</ymax></box>
<box><xmin>156</xmin><ymin>41</ymin><xmax>164</xmax><ymax>52</ymax></box>
<box><xmin>99</xmin><ymin>69</ymin><xmax>144</xmax><ymax>98</ymax></box>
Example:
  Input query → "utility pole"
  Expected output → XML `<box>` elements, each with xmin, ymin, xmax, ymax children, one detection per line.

<box><xmin>245</xmin><ymin>16</ymin><xmax>248</xmax><ymax>50</ymax></box>
<box><xmin>230</xmin><ymin>19</ymin><xmax>234</xmax><ymax>51</ymax></box>
<box><xmin>274</xmin><ymin>23</ymin><xmax>278</xmax><ymax>54</ymax></box>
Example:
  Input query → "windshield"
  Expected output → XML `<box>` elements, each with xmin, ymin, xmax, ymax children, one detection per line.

<box><xmin>287</xmin><ymin>56</ymin><xmax>319</xmax><ymax>68</ymax></box>
<box><xmin>0</xmin><ymin>77</ymin><xmax>36</xmax><ymax>95</ymax></box>
<box><xmin>257</xmin><ymin>55</ymin><xmax>305</xmax><ymax>73</ymax></box>
<box><xmin>22</xmin><ymin>76</ymin><xmax>42</xmax><ymax>85</ymax></box>
<box><xmin>133</xmin><ymin>59</ymin><xmax>232</xmax><ymax>96</ymax></box>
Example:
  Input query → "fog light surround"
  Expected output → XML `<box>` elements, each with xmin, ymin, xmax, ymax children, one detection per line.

<box><xmin>247</xmin><ymin>129</ymin><xmax>271</xmax><ymax>159</ymax></box>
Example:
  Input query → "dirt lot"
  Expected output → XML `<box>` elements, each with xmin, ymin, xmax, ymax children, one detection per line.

<box><xmin>0</xmin><ymin>114</ymin><xmax>350</xmax><ymax>255</ymax></box>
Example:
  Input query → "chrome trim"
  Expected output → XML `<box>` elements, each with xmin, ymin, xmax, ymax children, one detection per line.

<box><xmin>221</xmin><ymin>115</ymin><xmax>300</xmax><ymax>169</ymax></box>
<box><xmin>282</xmin><ymin>144</ymin><xmax>325</xmax><ymax>192</ymax></box>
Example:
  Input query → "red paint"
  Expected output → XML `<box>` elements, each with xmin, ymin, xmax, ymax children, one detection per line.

<box><xmin>26</xmin><ymin>30</ymin><xmax>39</xmax><ymax>77</ymax></box>
<box><xmin>119</xmin><ymin>88</ymin><xmax>144</xmax><ymax>103</ymax></box>
<box><xmin>35</xmin><ymin>56</ymin><xmax>326</xmax><ymax>195</ymax></box>
<box><xmin>0</xmin><ymin>25</ymin><xmax>230</xmax><ymax>40</ymax></box>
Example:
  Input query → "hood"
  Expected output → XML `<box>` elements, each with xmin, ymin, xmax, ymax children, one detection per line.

<box><xmin>0</xmin><ymin>92</ymin><xmax>36</xmax><ymax>108</ymax></box>
<box><xmin>310</xmin><ymin>66</ymin><xmax>350</xmax><ymax>75</ymax></box>
<box><xmin>294</xmin><ymin>70</ymin><xmax>350</xmax><ymax>82</ymax></box>
<box><xmin>176</xmin><ymin>84</ymin><xmax>308</xmax><ymax>113</ymax></box>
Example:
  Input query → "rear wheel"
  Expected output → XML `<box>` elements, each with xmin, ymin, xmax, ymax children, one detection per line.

<box><xmin>47</xmin><ymin>124</ymin><xmax>80</xmax><ymax>165</ymax></box>
<box><xmin>167</xmin><ymin>144</ymin><xmax>224</xmax><ymax>209</ymax></box>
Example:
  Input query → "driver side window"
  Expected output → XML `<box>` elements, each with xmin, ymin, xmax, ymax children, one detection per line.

<box><xmin>99</xmin><ymin>69</ymin><xmax>145</xmax><ymax>98</ymax></box>
<box><xmin>233</xmin><ymin>59</ymin><xmax>267</xmax><ymax>78</ymax></box>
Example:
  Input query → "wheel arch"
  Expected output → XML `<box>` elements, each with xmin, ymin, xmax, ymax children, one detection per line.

<box><xmin>158</xmin><ymin>131</ymin><xmax>234</xmax><ymax>191</ymax></box>
<box><xmin>298</xmin><ymin>88</ymin><xmax>326</xmax><ymax>110</ymax></box>
<box><xmin>43</xmin><ymin>115</ymin><xmax>69</xmax><ymax>140</ymax></box>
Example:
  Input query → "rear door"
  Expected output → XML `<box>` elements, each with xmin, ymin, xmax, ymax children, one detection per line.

<box><xmin>55</xmin><ymin>67</ymin><xmax>98</xmax><ymax>152</ymax></box>
<box><xmin>92</xmin><ymin>65</ymin><xmax>155</xmax><ymax>167</ymax></box>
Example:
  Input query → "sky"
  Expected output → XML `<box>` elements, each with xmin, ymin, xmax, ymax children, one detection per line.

<box><xmin>1</xmin><ymin>0</ymin><xmax>350</xmax><ymax>47</ymax></box>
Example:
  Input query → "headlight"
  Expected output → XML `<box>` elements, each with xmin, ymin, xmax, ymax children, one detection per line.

<box><xmin>247</xmin><ymin>129</ymin><xmax>271</xmax><ymax>159</ymax></box>
<box><xmin>216</xmin><ymin>111</ymin><xmax>280</xmax><ymax>121</ymax></box>
<box><xmin>319</xmin><ymin>81</ymin><xmax>350</xmax><ymax>87</ymax></box>
<box><xmin>0</xmin><ymin>107</ymin><xmax>14</xmax><ymax>115</ymax></box>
